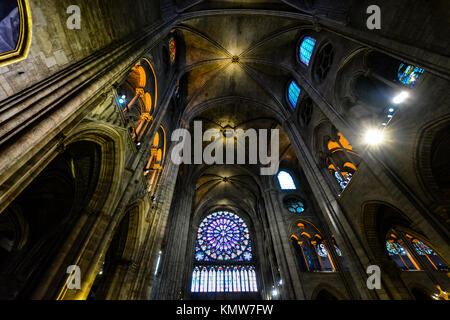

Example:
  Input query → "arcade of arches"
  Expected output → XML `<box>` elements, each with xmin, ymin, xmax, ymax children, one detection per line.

<box><xmin>0</xmin><ymin>0</ymin><xmax>449</xmax><ymax>300</ymax></box>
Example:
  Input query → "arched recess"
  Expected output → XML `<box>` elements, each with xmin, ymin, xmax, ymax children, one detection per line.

<box><xmin>87</xmin><ymin>201</ymin><xmax>143</xmax><ymax>300</ymax></box>
<box><xmin>313</xmin><ymin>121</ymin><xmax>360</xmax><ymax>193</ymax></box>
<box><xmin>361</xmin><ymin>201</ymin><xmax>449</xmax><ymax>298</ymax></box>
<box><xmin>408</xmin><ymin>284</ymin><xmax>432</xmax><ymax>301</ymax></box>
<box><xmin>361</xmin><ymin>202</ymin><xmax>412</xmax><ymax>299</ymax></box>
<box><xmin>0</xmin><ymin>141</ymin><xmax>102</xmax><ymax>299</ymax></box>
<box><xmin>183</xmin><ymin>164</ymin><xmax>267</xmax><ymax>299</ymax></box>
<box><xmin>362</xmin><ymin>202</ymin><xmax>413</xmax><ymax>263</ymax></box>
<box><xmin>48</xmin><ymin>123</ymin><xmax>124</xmax><ymax>300</ymax></box>
<box><xmin>416</xmin><ymin>118</ymin><xmax>450</xmax><ymax>226</ymax></box>
<box><xmin>311</xmin><ymin>283</ymin><xmax>345</xmax><ymax>300</ymax></box>
<box><xmin>0</xmin><ymin>0</ymin><xmax>32</xmax><ymax>67</ymax></box>
<box><xmin>144</xmin><ymin>126</ymin><xmax>166</xmax><ymax>195</ymax></box>
<box><xmin>297</xmin><ymin>95</ymin><xmax>315</xmax><ymax>127</ymax></box>
<box><xmin>116</xmin><ymin>58</ymin><xmax>158</xmax><ymax>142</ymax></box>
<box><xmin>289</xmin><ymin>219</ymin><xmax>338</xmax><ymax>272</ymax></box>
<box><xmin>335</xmin><ymin>49</ymin><xmax>426</xmax><ymax>129</ymax></box>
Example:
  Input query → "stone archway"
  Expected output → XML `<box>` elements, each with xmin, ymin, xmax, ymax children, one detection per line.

<box><xmin>0</xmin><ymin>141</ymin><xmax>102</xmax><ymax>299</ymax></box>
<box><xmin>88</xmin><ymin>202</ymin><xmax>142</xmax><ymax>300</ymax></box>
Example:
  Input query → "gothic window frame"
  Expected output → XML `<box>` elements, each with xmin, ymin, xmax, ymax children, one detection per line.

<box><xmin>298</xmin><ymin>96</ymin><xmax>314</xmax><ymax>127</ymax></box>
<box><xmin>312</xmin><ymin>42</ymin><xmax>334</xmax><ymax>83</ymax></box>
<box><xmin>386</xmin><ymin>228</ymin><xmax>448</xmax><ymax>272</ymax></box>
<box><xmin>290</xmin><ymin>222</ymin><xmax>337</xmax><ymax>273</ymax></box>
<box><xmin>0</xmin><ymin>0</ymin><xmax>32</xmax><ymax>68</ymax></box>
<box><xmin>385</xmin><ymin>231</ymin><xmax>421</xmax><ymax>271</ymax></box>
<box><xmin>325</xmin><ymin>132</ymin><xmax>359</xmax><ymax>192</ymax></box>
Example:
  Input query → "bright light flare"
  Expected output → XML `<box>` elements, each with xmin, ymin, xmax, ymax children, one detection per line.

<box><xmin>364</xmin><ymin>128</ymin><xmax>385</xmax><ymax>146</ymax></box>
<box><xmin>393</xmin><ymin>91</ymin><xmax>409</xmax><ymax>104</ymax></box>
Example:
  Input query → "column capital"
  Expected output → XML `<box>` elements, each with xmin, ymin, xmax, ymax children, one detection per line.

<box><xmin>140</xmin><ymin>112</ymin><xmax>153</xmax><ymax>121</ymax></box>
<box><xmin>136</xmin><ymin>88</ymin><xmax>145</xmax><ymax>96</ymax></box>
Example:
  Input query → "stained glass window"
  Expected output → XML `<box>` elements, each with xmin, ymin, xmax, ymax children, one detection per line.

<box><xmin>386</xmin><ymin>241</ymin><xmax>406</xmax><ymax>256</ymax></box>
<box><xmin>386</xmin><ymin>240</ymin><xmax>418</xmax><ymax>271</ymax></box>
<box><xmin>302</xmin><ymin>244</ymin><xmax>314</xmax><ymax>271</ymax></box>
<box><xmin>413</xmin><ymin>241</ymin><xmax>433</xmax><ymax>255</ymax></box>
<box><xmin>334</xmin><ymin>171</ymin><xmax>352</xmax><ymax>190</ymax></box>
<box><xmin>316</xmin><ymin>243</ymin><xmax>334</xmax><ymax>271</ymax></box>
<box><xmin>217</xmin><ymin>267</ymin><xmax>224</xmax><ymax>292</ymax></box>
<box><xmin>192</xmin><ymin>211</ymin><xmax>258</xmax><ymax>293</ymax></box>
<box><xmin>191</xmin><ymin>265</ymin><xmax>258</xmax><ymax>293</ymax></box>
<box><xmin>397</xmin><ymin>63</ymin><xmax>424</xmax><ymax>87</ymax></box>
<box><xmin>169</xmin><ymin>38</ymin><xmax>176</xmax><ymax>63</ymax></box>
<box><xmin>299</xmin><ymin>37</ymin><xmax>316</xmax><ymax>66</ymax></box>
<box><xmin>317</xmin><ymin>244</ymin><xmax>328</xmax><ymax>257</ymax></box>
<box><xmin>288</xmin><ymin>81</ymin><xmax>301</xmax><ymax>109</ymax></box>
<box><xmin>412</xmin><ymin>240</ymin><xmax>448</xmax><ymax>271</ymax></box>
<box><xmin>277</xmin><ymin>171</ymin><xmax>297</xmax><ymax>190</ymax></box>
<box><xmin>195</xmin><ymin>211</ymin><xmax>252</xmax><ymax>262</ymax></box>
<box><xmin>200</xmin><ymin>267</ymin><xmax>208</xmax><ymax>292</ymax></box>
<box><xmin>284</xmin><ymin>198</ymin><xmax>305</xmax><ymax>214</ymax></box>
<box><xmin>191</xmin><ymin>267</ymin><xmax>200</xmax><ymax>292</ymax></box>
<box><xmin>332</xmin><ymin>245</ymin><xmax>341</xmax><ymax>257</ymax></box>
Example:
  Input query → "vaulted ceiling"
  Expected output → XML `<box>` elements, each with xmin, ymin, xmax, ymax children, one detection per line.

<box><xmin>177</xmin><ymin>13</ymin><xmax>305</xmax><ymax>123</ymax></box>
<box><xmin>176</xmin><ymin>2</ymin><xmax>304</xmax><ymax>210</ymax></box>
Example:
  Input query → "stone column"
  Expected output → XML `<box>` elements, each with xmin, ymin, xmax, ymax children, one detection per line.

<box><xmin>260</xmin><ymin>187</ymin><xmax>306</xmax><ymax>299</ymax></box>
<box><xmin>153</xmin><ymin>165</ymin><xmax>196</xmax><ymax>299</ymax></box>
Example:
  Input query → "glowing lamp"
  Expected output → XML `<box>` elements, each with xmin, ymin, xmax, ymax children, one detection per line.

<box><xmin>364</xmin><ymin>129</ymin><xmax>384</xmax><ymax>146</ymax></box>
<box><xmin>392</xmin><ymin>91</ymin><xmax>409</xmax><ymax>104</ymax></box>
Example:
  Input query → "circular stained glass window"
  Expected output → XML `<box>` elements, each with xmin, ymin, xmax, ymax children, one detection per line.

<box><xmin>195</xmin><ymin>211</ymin><xmax>252</xmax><ymax>262</ymax></box>
<box><xmin>284</xmin><ymin>198</ymin><xmax>305</xmax><ymax>214</ymax></box>
<box><xmin>169</xmin><ymin>38</ymin><xmax>176</xmax><ymax>64</ymax></box>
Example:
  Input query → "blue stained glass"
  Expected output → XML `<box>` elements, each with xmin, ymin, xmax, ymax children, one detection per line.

<box><xmin>412</xmin><ymin>240</ymin><xmax>448</xmax><ymax>271</ymax></box>
<box><xmin>288</xmin><ymin>81</ymin><xmax>301</xmax><ymax>109</ymax></box>
<box><xmin>208</xmin><ymin>268</ymin><xmax>216</xmax><ymax>292</ymax></box>
<box><xmin>285</xmin><ymin>198</ymin><xmax>304</xmax><ymax>214</ymax></box>
<box><xmin>316</xmin><ymin>244</ymin><xmax>334</xmax><ymax>271</ymax></box>
<box><xmin>195</xmin><ymin>211</ymin><xmax>252</xmax><ymax>262</ymax></box>
<box><xmin>200</xmin><ymin>267</ymin><xmax>208</xmax><ymax>292</ymax></box>
<box><xmin>334</xmin><ymin>171</ymin><xmax>352</xmax><ymax>190</ymax></box>
<box><xmin>299</xmin><ymin>37</ymin><xmax>316</xmax><ymax>66</ymax></box>
<box><xmin>235</xmin><ymin>267</ymin><xmax>241</xmax><ymax>292</ymax></box>
<box><xmin>413</xmin><ymin>240</ymin><xmax>434</xmax><ymax>255</ymax></box>
<box><xmin>217</xmin><ymin>267</ymin><xmax>224</xmax><ymax>292</ymax></box>
<box><xmin>191</xmin><ymin>267</ymin><xmax>200</xmax><ymax>292</ymax></box>
<box><xmin>317</xmin><ymin>244</ymin><xmax>328</xmax><ymax>257</ymax></box>
<box><xmin>397</xmin><ymin>63</ymin><xmax>424</xmax><ymax>87</ymax></box>
<box><xmin>302</xmin><ymin>245</ymin><xmax>313</xmax><ymax>270</ymax></box>
<box><xmin>386</xmin><ymin>241</ymin><xmax>407</xmax><ymax>256</ymax></box>
<box><xmin>334</xmin><ymin>245</ymin><xmax>342</xmax><ymax>256</ymax></box>
<box><xmin>249</xmin><ymin>267</ymin><xmax>257</xmax><ymax>292</ymax></box>
<box><xmin>192</xmin><ymin>211</ymin><xmax>258</xmax><ymax>293</ymax></box>
<box><xmin>191</xmin><ymin>265</ymin><xmax>258</xmax><ymax>293</ymax></box>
